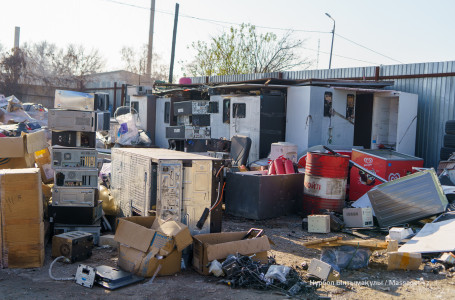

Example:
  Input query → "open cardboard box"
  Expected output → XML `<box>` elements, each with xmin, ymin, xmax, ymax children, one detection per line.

<box><xmin>0</xmin><ymin>130</ymin><xmax>47</xmax><ymax>158</ymax></box>
<box><xmin>114</xmin><ymin>216</ymin><xmax>193</xmax><ymax>277</ymax></box>
<box><xmin>192</xmin><ymin>231</ymin><xmax>273</xmax><ymax>275</ymax></box>
<box><xmin>0</xmin><ymin>130</ymin><xmax>48</xmax><ymax>170</ymax></box>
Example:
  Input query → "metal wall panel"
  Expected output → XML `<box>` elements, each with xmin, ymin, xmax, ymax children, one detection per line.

<box><xmin>191</xmin><ymin>61</ymin><xmax>455</xmax><ymax>167</ymax></box>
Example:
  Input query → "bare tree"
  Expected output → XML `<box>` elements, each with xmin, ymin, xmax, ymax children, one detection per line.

<box><xmin>0</xmin><ymin>48</ymin><xmax>27</xmax><ymax>96</ymax></box>
<box><xmin>22</xmin><ymin>42</ymin><xmax>104</xmax><ymax>90</ymax></box>
<box><xmin>53</xmin><ymin>44</ymin><xmax>105</xmax><ymax>90</ymax></box>
<box><xmin>186</xmin><ymin>23</ymin><xmax>312</xmax><ymax>76</ymax></box>
<box><xmin>120</xmin><ymin>45</ymin><xmax>169</xmax><ymax>82</ymax></box>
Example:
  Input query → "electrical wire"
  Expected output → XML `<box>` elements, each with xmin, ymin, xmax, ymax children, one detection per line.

<box><xmin>335</xmin><ymin>33</ymin><xmax>404</xmax><ymax>63</ymax></box>
<box><xmin>49</xmin><ymin>256</ymin><xmax>74</xmax><ymax>281</ymax></box>
<box><xmin>100</xmin><ymin>0</ymin><xmax>401</xmax><ymax>67</ymax></box>
<box><xmin>210</xmin><ymin>182</ymin><xmax>226</xmax><ymax>212</ymax></box>
<box><xmin>100</xmin><ymin>0</ymin><xmax>329</xmax><ymax>33</ymax></box>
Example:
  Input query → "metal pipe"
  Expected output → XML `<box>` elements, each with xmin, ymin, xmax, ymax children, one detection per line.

<box><xmin>323</xmin><ymin>146</ymin><xmax>387</xmax><ymax>183</ymax></box>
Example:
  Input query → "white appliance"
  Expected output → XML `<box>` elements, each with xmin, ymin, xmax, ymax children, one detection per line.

<box><xmin>286</xmin><ymin>86</ymin><xmax>418</xmax><ymax>156</ymax></box>
<box><xmin>110</xmin><ymin>148</ymin><xmax>223</xmax><ymax>234</ymax></box>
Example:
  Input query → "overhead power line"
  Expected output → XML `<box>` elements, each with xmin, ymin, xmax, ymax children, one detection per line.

<box><xmin>335</xmin><ymin>33</ymin><xmax>404</xmax><ymax>63</ymax></box>
<box><xmin>101</xmin><ymin>0</ymin><xmax>403</xmax><ymax>65</ymax></box>
<box><xmin>301</xmin><ymin>46</ymin><xmax>381</xmax><ymax>65</ymax></box>
<box><xmin>101</xmin><ymin>0</ymin><xmax>329</xmax><ymax>33</ymax></box>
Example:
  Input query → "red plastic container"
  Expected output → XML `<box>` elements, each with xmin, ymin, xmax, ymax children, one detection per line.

<box><xmin>268</xmin><ymin>161</ymin><xmax>276</xmax><ymax>175</ymax></box>
<box><xmin>303</xmin><ymin>152</ymin><xmax>349</xmax><ymax>215</ymax></box>
<box><xmin>284</xmin><ymin>159</ymin><xmax>295</xmax><ymax>174</ymax></box>
<box><xmin>274</xmin><ymin>158</ymin><xmax>286</xmax><ymax>175</ymax></box>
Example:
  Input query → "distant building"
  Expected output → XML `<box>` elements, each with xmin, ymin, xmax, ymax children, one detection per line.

<box><xmin>85</xmin><ymin>70</ymin><xmax>153</xmax><ymax>88</ymax></box>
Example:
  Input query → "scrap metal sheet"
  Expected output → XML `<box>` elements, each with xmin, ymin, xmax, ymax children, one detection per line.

<box><xmin>398</xmin><ymin>219</ymin><xmax>455</xmax><ymax>253</ymax></box>
<box><xmin>368</xmin><ymin>169</ymin><xmax>448</xmax><ymax>227</ymax></box>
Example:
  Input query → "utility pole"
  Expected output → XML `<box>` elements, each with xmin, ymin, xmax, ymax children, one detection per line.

<box><xmin>169</xmin><ymin>3</ymin><xmax>179</xmax><ymax>83</ymax></box>
<box><xmin>146</xmin><ymin>0</ymin><xmax>156</xmax><ymax>82</ymax></box>
<box><xmin>325</xmin><ymin>13</ymin><xmax>335</xmax><ymax>69</ymax></box>
<box><xmin>316</xmin><ymin>38</ymin><xmax>320</xmax><ymax>69</ymax></box>
<box><xmin>14</xmin><ymin>26</ymin><xmax>20</xmax><ymax>49</ymax></box>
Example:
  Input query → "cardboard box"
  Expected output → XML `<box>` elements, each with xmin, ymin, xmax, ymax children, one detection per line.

<box><xmin>34</xmin><ymin>148</ymin><xmax>53</xmax><ymax>183</ymax></box>
<box><xmin>0</xmin><ymin>168</ymin><xmax>44</xmax><ymax>268</ymax></box>
<box><xmin>308</xmin><ymin>215</ymin><xmax>330</xmax><ymax>233</ymax></box>
<box><xmin>343</xmin><ymin>207</ymin><xmax>374</xmax><ymax>228</ymax></box>
<box><xmin>388</xmin><ymin>252</ymin><xmax>422</xmax><ymax>270</ymax></box>
<box><xmin>114</xmin><ymin>216</ymin><xmax>192</xmax><ymax>277</ymax></box>
<box><xmin>192</xmin><ymin>231</ymin><xmax>272</xmax><ymax>275</ymax></box>
<box><xmin>0</xmin><ymin>130</ymin><xmax>47</xmax><ymax>158</ymax></box>
<box><xmin>0</xmin><ymin>153</ymin><xmax>35</xmax><ymax>169</ymax></box>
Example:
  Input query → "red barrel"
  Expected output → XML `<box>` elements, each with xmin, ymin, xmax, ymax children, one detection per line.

<box><xmin>303</xmin><ymin>152</ymin><xmax>349</xmax><ymax>215</ymax></box>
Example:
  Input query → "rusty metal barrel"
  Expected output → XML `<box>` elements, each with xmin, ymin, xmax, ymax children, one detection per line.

<box><xmin>303</xmin><ymin>152</ymin><xmax>350</xmax><ymax>215</ymax></box>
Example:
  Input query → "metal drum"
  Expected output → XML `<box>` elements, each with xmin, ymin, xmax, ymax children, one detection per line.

<box><xmin>303</xmin><ymin>152</ymin><xmax>349</xmax><ymax>215</ymax></box>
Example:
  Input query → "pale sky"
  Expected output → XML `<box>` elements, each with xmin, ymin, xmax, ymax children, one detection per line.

<box><xmin>1</xmin><ymin>0</ymin><xmax>454</xmax><ymax>78</ymax></box>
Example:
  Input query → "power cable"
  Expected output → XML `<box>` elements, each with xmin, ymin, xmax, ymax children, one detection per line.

<box><xmin>100</xmin><ymin>0</ymin><xmax>398</xmax><ymax>66</ymax></box>
<box><xmin>335</xmin><ymin>33</ymin><xmax>404</xmax><ymax>63</ymax></box>
<box><xmin>301</xmin><ymin>46</ymin><xmax>381</xmax><ymax>65</ymax></box>
<box><xmin>100</xmin><ymin>0</ymin><xmax>329</xmax><ymax>33</ymax></box>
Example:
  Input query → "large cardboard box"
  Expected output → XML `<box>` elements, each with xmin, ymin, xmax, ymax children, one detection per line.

<box><xmin>0</xmin><ymin>130</ymin><xmax>47</xmax><ymax>158</ymax></box>
<box><xmin>114</xmin><ymin>216</ymin><xmax>192</xmax><ymax>277</ymax></box>
<box><xmin>0</xmin><ymin>153</ymin><xmax>35</xmax><ymax>169</ymax></box>
<box><xmin>0</xmin><ymin>168</ymin><xmax>44</xmax><ymax>268</ymax></box>
<box><xmin>192</xmin><ymin>231</ymin><xmax>272</xmax><ymax>275</ymax></box>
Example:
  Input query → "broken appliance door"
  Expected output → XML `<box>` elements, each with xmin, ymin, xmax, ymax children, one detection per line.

<box><xmin>156</xmin><ymin>160</ymin><xmax>183</xmax><ymax>222</ymax></box>
<box><xmin>182</xmin><ymin>160</ymin><xmax>213</xmax><ymax>235</ymax></box>
<box><xmin>229</xmin><ymin>96</ymin><xmax>261</xmax><ymax>163</ymax></box>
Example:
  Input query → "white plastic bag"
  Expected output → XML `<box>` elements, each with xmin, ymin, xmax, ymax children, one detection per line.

<box><xmin>116</xmin><ymin>113</ymin><xmax>139</xmax><ymax>145</ymax></box>
<box><xmin>264</xmin><ymin>265</ymin><xmax>291</xmax><ymax>283</ymax></box>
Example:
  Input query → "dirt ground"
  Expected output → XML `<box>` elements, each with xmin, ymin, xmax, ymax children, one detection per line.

<box><xmin>1</xmin><ymin>214</ymin><xmax>455</xmax><ymax>299</ymax></box>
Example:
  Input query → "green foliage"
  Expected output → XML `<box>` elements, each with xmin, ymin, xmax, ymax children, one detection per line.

<box><xmin>186</xmin><ymin>23</ymin><xmax>311</xmax><ymax>76</ymax></box>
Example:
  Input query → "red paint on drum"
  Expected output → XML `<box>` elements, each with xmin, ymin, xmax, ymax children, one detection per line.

<box><xmin>303</xmin><ymin>152</ymin><xmax>350</xmax><ymax>215</ymax></box>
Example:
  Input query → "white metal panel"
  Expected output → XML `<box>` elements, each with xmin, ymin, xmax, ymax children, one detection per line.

<box><xmin>209</xmin><ymin>95</ymin><xmax>230</xmax><ymax>139</ymax></box>
<box><xmin>396</xmin><ymin>92</ymin><xmax>418</xmax><ymax>155</ymax></box>
<box><xmin>321</xmin><ymin>89</ymin><xmax>355</xmax><ymax>146</ymax></box>
<box><xmin>155</xmin><ymin>97</ymin><xmax>169</xmax><ymax>148</ymax></box>
<box><xmin>285</xmin><ymin>86</ymin><xmax>312</xmax><ymax>155</ymax></box>
<box><xmin>130</xmin><ymin>95</ymin><xmax>148</xmax><ymax>131</ymax></box>
<box><xmin>308</xmin><ymin>87</ymin><xmax>328</xmax><ymax>147</ymax></box>
<box><xmin>182</xmin><ymin>160</ymin><xmax>212</xmax><ymax>235</ymax></box>
<box><xmin>156</xmin><ymin>160</ymin><xmax>183</xmax><ymax>221</ymax></box>
<box><xmin>371</xmin><ymin>96</ymin><xmax>399</xmax><ymax>150</ymax></box>
<box><xmin>229</xmin><ymin>96</ymin><xmax>261</xmax><ymax>163</ymax></box>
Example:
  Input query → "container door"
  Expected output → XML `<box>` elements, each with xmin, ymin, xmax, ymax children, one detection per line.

<box><xmin>230</xmin><ymin>96</ymin><xmax>261</xmax><ymax>163</ymax></box>
<box><xmin>396</xmin><ymin>92</ymin><xmax>418</xmax><ymax>155</ymax></box>
<box><xmin>182</xmin><ymin>160</ymin><xmax>212</xmax><ymax>235</ymax></box>
<box><xmin>156</xmin><ymin>160</ymin><xmax>183</xmax><ymax>221</ymax></box>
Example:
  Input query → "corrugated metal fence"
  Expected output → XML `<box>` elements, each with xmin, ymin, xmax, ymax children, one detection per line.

<box><xmin>191</xmin><ymin>61</ymin><xmax>455</xmax><ymax>168</ymax></box>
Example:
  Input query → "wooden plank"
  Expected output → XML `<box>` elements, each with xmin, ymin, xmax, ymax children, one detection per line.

<box><xmin>303</xmin><ymin>237</ymin><xmax>389</xmax><ymax>250</ymax></box>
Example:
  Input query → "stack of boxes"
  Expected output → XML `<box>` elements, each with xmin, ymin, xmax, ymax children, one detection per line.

<box><xmin>48</xmin><ymin>90</ymin><xmax>110</xmax><ymax>244</ymax></box>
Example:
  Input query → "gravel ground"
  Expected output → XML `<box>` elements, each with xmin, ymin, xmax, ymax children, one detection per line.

<box><xmin>1</xmin><ymin>214</ymin><xmax>455</xmax><ymax>299</ymax></box>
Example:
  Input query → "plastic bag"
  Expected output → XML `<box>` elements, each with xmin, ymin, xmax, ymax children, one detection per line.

<box><xmin>321</xmin><ymin>245</ymin><xmax>372</xmax><ymax>272</ymax></box>
<box><xmin>116</xmin><ymin>113</ymin><xmax>139</xmax><ymax>145</ymax></box>
<box><xmin>264</xmin><ymin>265</ymin><xmax>291</xmax><ymax>283</ymax></box>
